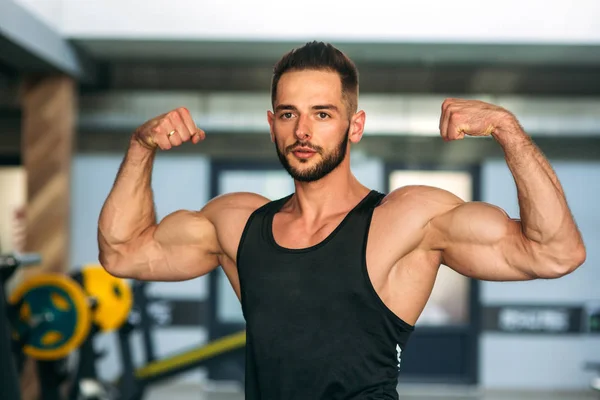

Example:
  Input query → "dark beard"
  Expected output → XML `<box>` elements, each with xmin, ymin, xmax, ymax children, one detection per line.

<box><xmin>275</xmin><ymin>127</ymin><xmax>349</xmax><ymax>182</ymax></box>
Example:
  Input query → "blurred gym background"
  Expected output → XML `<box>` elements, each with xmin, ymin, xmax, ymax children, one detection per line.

<box><xmin>1</xmin><ymin>0</ymin><xmax>599</xmax><ymax>399</ymax></box>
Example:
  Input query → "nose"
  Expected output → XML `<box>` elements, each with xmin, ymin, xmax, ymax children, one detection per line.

<box><xmin>294</xmin><ymin>114</ymin><xmax>311</xmax><ymax>141</ymax></box>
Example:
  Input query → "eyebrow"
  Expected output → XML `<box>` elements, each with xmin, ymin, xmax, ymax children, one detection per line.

<box><xmin>275</xmin><ymin>104</ymin><xmax>340</xmax><ymax>113</ymax></box>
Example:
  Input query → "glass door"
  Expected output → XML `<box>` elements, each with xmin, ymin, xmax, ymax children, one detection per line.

<box><xmin>386</xmin><ymin>165</ymin><xmax>480</xmax><ymax>384</ymax></box>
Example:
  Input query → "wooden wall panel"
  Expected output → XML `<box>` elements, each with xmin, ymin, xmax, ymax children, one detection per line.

<box><xmin>20</xmin><ymin>76</ymin><xmax>76</xmax><ymax>276</ymax></box>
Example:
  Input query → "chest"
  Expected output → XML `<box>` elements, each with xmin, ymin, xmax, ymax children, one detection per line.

<box><xmin>265</xmin><ymin>206</ymin><xmax>427</xmax><ymax>282</ymax></box>
<box><xmin>271</xmin><ymin>212</ymin><xmax>349</xmax><ymax>250</ymax></box>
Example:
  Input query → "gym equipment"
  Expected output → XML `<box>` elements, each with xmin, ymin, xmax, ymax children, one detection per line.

<box><xmin>8</xmin><ymin>264</ymin><xmax>134</xmax><ymax>362</ymax></box>
<box><xmin>135</xmin><ymin>330</ymin><xmax>246</xmax><ymax>380</ymax></box>
<box><xmin>112</xmin><ymin>281</ymin><xmax>247</xmax><ymax>400</ymax></box>
<box><xmin>2</xmin><ymin>259</ymin><xmax>134</xmax><ymax>400</ymax></box>
<box><xmin>66</xmin><ymin>264</ymin><xmax>133</xmax><ymax>400</ymax></box>
<box><xmin>3</xmin><ymin>261</ymin><xmax>247</xmax><ymax>400</ymax></box>
<box><xmin>76</xmin><ymin>264</ymin><xmax>133</xmax><ymax>332</ymax></box>
<box><xmin>0</xmin><ymin>253</ymin><xmax>42</xmax><ymax>271</ymax></box>
<box><xmin>9</xmin><ymin>273</ymin><xmax>92</xmax><ymax>360</ymax></box>
<box><xmin>0</xmin><ymin>252</ymin><xmax>42</xmax><ymax>400</ymax></box>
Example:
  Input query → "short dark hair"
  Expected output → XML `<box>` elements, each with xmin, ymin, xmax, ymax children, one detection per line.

<box><xmin>271</xmin><ymin>41</ymin><xmax>359</xmax><ymax>116</ymax></box>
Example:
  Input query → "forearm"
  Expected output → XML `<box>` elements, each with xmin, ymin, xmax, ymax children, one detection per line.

<box><xmin>98</xmin><ymin>138</ymin><xmax>157</xmax><ymax>261</ymax></box>
<box><xmin>494</xmin><ymin>118</ymin><xmax>583</xmax><ymax>252</ymax></box>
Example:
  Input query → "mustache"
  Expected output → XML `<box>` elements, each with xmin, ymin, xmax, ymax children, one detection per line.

<box><xmin>285</xmin><ymin>141</ymin><xmax>323</xmax><ymax>154</ymax></box>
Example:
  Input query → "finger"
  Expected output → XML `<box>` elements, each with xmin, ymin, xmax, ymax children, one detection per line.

<box><xmin>446</xmin><ymin>121</ymin><xmax>456</xmax><ymax>141</ymax></box>
<box><xmin>440</xmin><ymin>105</ymin><xmax>454</xmax><ymax>141</ymax></box>
<box><xmin>152</xmin><ymin>126</ymin><xmax>171</xmax><ymax>150</ymax></box>
<box><xmin>160</xmin><ymin>118</ymin><xmax>182</xmax><ymax>148</ymax></box>
<box><xmin>441</xmin><ymin>98</ymin><xmax>455</xmax><ymax>116</ymax></box>
<box><xmin>191</xmin><ymin>128</ymin><xmax>206</xmax><ymax>144</ymax></box>
<box><xmin>177</xmin><ymin>107</ymin><xmax>201</xmax><ymax>139</ymax></box>
<box><xmin>167</xmin><ymin>109</ymin><xmax>191</xmax><ymax>142</ymax></box>
<box><xmin>453</xmin><ymin>124</ymin><xmax>466</xmax><ymax>140</ymax></box>
<box><xmin>439</xmin><ymin>99</ymin><xmax>450</xmax><ymax>132</ymax></box>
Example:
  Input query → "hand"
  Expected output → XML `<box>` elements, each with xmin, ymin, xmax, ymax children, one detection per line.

<box><xmin>439</xmin><ymin>98</ymin><xmax>513</xmax><ymax>141</ymax></box>
<box><xmin>133</xmin><ymin>107</ymin><xmax>206</xmax><ymax>150</ymax></box>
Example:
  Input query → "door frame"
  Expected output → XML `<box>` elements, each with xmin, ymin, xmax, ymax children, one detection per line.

<box><xmin>206</xmin><ymin>159</ymin><xmax>286</xmax><ymax>382</ymax></box>
<box><xmin>208</xmin><ymin>159</ymin><xmax>286</xmax><ymax>339</ymax></box>
<box><xmin>384</xmin><ymin>162</ymin><xmax>481</xmax><ymax>385</ymax></box>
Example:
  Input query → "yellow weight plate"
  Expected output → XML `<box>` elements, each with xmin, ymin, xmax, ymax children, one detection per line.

<box><xmin>50</xmin><ymin>293</ymin><xmax>71</xmax><ymax>311</ymax></box>
<box><xmin>81</xmin><ymin>264</ymin><xmax>133</xmax><ymax>332</ymax></box>
<box><xmin>8</xmin><ymin>273</ymin><xmax>91</xmax><ymax>360</ymax></box>
<box><xmin>41</xmin><ymin>331</ymin><xmax>63</xmax><ymax>346</ymax></box>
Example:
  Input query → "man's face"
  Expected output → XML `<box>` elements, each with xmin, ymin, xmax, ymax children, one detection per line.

<box><xmin>268</xmin><ymin>69</ymin><xmax>352</xmax><ymax>182</ymax></box>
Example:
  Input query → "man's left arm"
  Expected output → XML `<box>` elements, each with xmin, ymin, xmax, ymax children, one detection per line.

<box><xmin>426</xmin><ymin>99</ymin><xmax>586</xmax><ymax>281</ymax></box>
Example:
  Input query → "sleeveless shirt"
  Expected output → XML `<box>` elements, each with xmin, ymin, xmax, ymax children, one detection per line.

<box><xmin>236</xmin><ymin>190</ymin><xmax>414</xmax><ymax>399</ymax></box>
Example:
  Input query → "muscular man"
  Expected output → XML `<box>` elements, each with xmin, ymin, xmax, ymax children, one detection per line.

<box><xmin>98</xmin><ymin>41</ymin><xmax>586</xmax><ymax>399</ymax></box>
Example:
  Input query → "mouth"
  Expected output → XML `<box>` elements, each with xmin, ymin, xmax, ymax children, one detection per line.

<box><xmin>291</xmin><ymin>147</ymin><xmax>317</xmax><ymax>159</ymax></box>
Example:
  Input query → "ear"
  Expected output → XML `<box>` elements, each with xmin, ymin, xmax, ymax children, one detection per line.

<box><xmin>267</xmin><ymin>110</ymin><xmax>275</xmax><ymax>142</ymax></box>
<box><xmin>348</xmin><ymin>110</ymin><xmax>366</xmax><ymax>143</ymax></box>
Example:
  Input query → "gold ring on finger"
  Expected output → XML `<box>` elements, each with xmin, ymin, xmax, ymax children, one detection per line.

<box><xmin>167</xmin><ymin>130</ymin><xmax>176</xmax><ymax>138</ymax></box>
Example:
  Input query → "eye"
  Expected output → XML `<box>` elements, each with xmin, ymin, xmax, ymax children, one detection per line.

<box><xmin>317</xmin><ymin>112</ymin><xmax>330</xmax><ymax>119</ymax></box>
<box><xmin>280</xmin><ymin>112</ymin><xmax>294</xmax><ymax>119</ymax></box>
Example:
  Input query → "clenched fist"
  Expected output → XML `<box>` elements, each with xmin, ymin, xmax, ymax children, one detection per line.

<box><xmin>133</xmin><ymin>107</ymin><xmax>206</xmax><ymax>150</ymax></box>
<box><xmin>439</xmin><ymin>98</ymin><xmax>514</xmax><ymax>141</ymax></box>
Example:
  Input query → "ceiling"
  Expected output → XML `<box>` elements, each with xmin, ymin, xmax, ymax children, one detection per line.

<box><xmin>72</xmin><ymin>40</ymin><xmax>600</xmax><ymax>65</ymax></box>
<box><xmin>3</xmin><ymin>0</ymin><xmax>600</xmax><ymax>95</ymax></box>
<box><xmin>71</xmin><ymin>40</ymin><xmax>600</xmax><ymax>96</ymax></box>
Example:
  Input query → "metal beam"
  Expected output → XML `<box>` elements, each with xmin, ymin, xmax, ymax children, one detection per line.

<box><xmin>74</xmin><ymin>39</ymin><xmax>600</xmax><ymax>66</ymax></box>
<box><xmin>85</xmin><ymin>61</ymin><xmax>600</xmax><ymax>97</ymax></box>
<box><xmin>0</xmin><ymin>0</ymin><xmax>96</xmax><ymax>82</ymax></box>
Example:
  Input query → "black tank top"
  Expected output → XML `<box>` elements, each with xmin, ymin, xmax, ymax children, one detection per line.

<box><xmin>236</xmin><ymin>190</ymin><xmax>414</xmax><ymax>400</ymax></box>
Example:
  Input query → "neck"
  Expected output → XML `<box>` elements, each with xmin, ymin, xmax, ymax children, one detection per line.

<box><xmin>288</xmin><ymin>158</ymin><xmax>370</xmax><ymax>219</ymax></box>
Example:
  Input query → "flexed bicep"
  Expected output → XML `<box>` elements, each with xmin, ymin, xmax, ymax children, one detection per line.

<box><xmin>102</xmin><ymin>191</ymin><xmax>270</xmax><ymax>281</ymax></box>
<box><xmin>427</xmin><ymin>200</ymin><xmax>557</xmax><ymax>281</ymax></box>
<box><xmin>103</xmin><ymin>209</ymin><xmax>222</xmax><ymax>282</ymax></box>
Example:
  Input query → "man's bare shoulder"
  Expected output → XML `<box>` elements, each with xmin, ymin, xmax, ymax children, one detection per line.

<box><xmin>199</xmin><ymin>192</ymin><xmax>272</xmax><ymax>261</ymax></box>
<box><xmin>201</xmin><ymin>192</ymin><xmax>271</xmax><ymax>217</ymax></box>
<box><xmin>381</xmin><ymin>185</ymin><xmax>463</xmax><ymax>212</ymax></box>
<box><xmin>377</xmin><ymin>185</ymin><xmax>465</xmax><ymax>229</ymax></box>
<box><xmin>368</xmin><ymin>185</ymin><xmax>466</xmax><ymax>264</ymax></box>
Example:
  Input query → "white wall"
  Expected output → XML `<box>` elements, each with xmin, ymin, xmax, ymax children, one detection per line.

<box><xmin>479</xmin><ymin>160</ymin><xmax>600</xmax><ymax>390</ymax></box>
<box><xmin>14</xmin><ymin>0</ymin><xmax>600</xmax><ymax>44</ymax></box>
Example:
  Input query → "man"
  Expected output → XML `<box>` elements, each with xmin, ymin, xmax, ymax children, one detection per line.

<box><xmin>98</xmin><ymin>41</ymin><xmax>586</xmax><ymax>399</ymax></box>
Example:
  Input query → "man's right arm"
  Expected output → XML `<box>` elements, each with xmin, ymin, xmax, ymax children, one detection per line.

<box><xmin>98</xmin><ymin>202</ymin><xmax>222</xmax><ymax>281</ymax></box>
<box><xmin>97</xmin><ymin>107</ymin><xmax>265</xmax><ymax>281</ymax></box>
